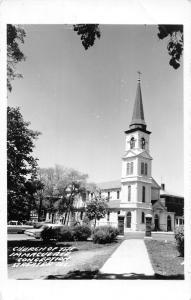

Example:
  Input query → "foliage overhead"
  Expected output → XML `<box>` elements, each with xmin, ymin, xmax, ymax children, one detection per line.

<box><xmin>7</xmin><ymin>106</ymin><xmax>41</xmax><ymax>220</ymax></box>
<box><xmin>7</xmin><ymin>24</ymin><xmax>26</xmax><ymax>92</ymax></box>
<box><xmin>73</xmin><ymin>24</ymin><xmax>101</xmax><ymax>50</ymax></box>
<box><xmin>157</xmin><ymin>25</ymin><xmax>183</xmax><ymax>69</ymax></box>
<box><xmin>74</xmin><ymin>23</ymin><xmax>183</xmax><ymax>69</ymax></box>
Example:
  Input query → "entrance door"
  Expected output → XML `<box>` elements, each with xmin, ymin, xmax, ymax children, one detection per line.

<box><xmin>126</xmin><ymin>212</ymin><xmax>131</xmax><ymax>228</ymax></box>
<box><xmin>167</xmin><ymin>215</ymin><xmax>172</xmax><ymax>231</ymax></box>
<box><xmin>154</xmin><ymin>214</ymin><xmax>159</xmax><ymax>231</ymax></box>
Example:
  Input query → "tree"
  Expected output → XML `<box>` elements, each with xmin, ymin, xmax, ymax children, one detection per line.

<box><xmin>37</xmin><ymin>167</ymin><xmax>60</xmax><ymax>223</ymax></box>
<box><xmin>38</xmin><ymin>165</ymin><xmax>88</xmax><ymax>225</ymax></box>
<box><xmin>7</xmin><ymin>106</ymin><xmax>41</xmax><ymax>220</ymax></box>
<box><xmin>7</xmin><ymin>24</ymin><xmax>26</xmax><ymax>92</ymax></box>
<box><xmin>86</xmin><ymin>196</ymin><xmax>108</xmax><ymax>228</ymax></box>
<box><xmin>157</xmin><ymin>25</ymin><xmax>183</xmax><ymax>69</ymax></box>
<box><xmin>25</xmin><ymin>178</ymin><xmax>44</xmax><ymax>222</ymax></box>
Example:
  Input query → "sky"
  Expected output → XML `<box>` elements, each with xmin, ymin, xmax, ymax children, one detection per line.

<box><xmin>8</xmin><ymin>25</ymin><xmax>183</xmax><ymax>195</ymax></box>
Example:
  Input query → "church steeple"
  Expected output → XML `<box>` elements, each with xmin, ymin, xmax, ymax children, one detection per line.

<box><xmin>125</xmin><ymin>74</ymin><xmax>151</xmax><ymax>135</ymax></box>
<box><xmin>130</xmin><ymin>73</ymin><xmax>146</xmax><ymax>130</ymax></box>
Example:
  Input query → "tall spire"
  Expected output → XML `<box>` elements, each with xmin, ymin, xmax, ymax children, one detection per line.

<box><xmin>129</xmin><ymin>72</ymin><xmax>146</xmax><ymax>130</ymax></box>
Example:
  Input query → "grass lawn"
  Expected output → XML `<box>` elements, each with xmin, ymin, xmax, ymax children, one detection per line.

<box><xmin>145</xmin><ymin>239</ymin><xmax>184</xmax><ymax>279</ymax></box>
<box><xmin>8</xmin><ymin>239</ymin><xmax>123</xmax><ymax>279</ymax></box>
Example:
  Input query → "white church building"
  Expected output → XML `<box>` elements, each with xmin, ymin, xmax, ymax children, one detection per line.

<box><xmin>74</xmin><ymin>77</ymin><xmax>184</xmax><ymax>232</ymax></box>
<box><xmin>45</xmin><ymin>77</ymin><xmax>184</xmax><ymax>232</ymax></box>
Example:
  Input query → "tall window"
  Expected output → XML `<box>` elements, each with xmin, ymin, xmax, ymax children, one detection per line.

<box><xmin>142</xmin><ymin>186</ymin><xmax>145</xmax><ymax>202</ymax></box>
<box><xmin>127</xmin><ymin>162</ymin><xmax>133</xmax><ymax>175</ymax></box>
<box><xmin>126</xmin><ymin>163</ymin><xmax>130</xmax><ymax>175</ymax></box>
<box><xmin>142</xmin><ymin>212</ymin><xmax>145</xmax><ymax>223</ymax></box>
<box><xmin>117</xmin><ymin>190</ymin><xmax>120</xmax><ymax>199</ymax></box>
<box><xmin>141</xmin><ymin>162</ymin><xmax>148</xmax><ymax>176</ymax></box>
<box><xmin>130</xmin><ymin>137</ymin><xmax>135</xmax><ymax>149</ymax></box>
<box><xmin>130</xmin><ymin>162</ymin><xmax>133</xmax><ymax>174</ymax></box>
<box><xmin>141</xmin><ymin>162</ymin><xmax>144</xmax><ymax>175</ymax></box>
<box><xmin>128</xmin><ymin>186</ymin><xmax>131</xmax><ymax>201</ymax></box>
<box><xmin>145</xmin><ymin>163</ymin><xmax>148</xmax><ymax>175</ymax></box>
<box><xmin>141</xmin><ymin>137</ymin><xmax>145</xmax><ymax>149</ymax></box>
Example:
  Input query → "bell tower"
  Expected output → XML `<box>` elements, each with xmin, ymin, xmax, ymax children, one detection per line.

<box><xmin>120</xmin><ymin>73</ymin><xmax>153</xmax><ymax>231</ymax></box>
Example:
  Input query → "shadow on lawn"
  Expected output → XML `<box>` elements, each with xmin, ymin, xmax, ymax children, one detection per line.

<box><xmin>45</xmin><ymin>270</ymin><xmax>184</xmax><ymax>280</ymax></box>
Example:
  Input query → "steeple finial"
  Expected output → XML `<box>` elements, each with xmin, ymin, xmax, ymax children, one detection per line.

<box><xmin>137</xmin><ymin>70</ymin><xmax>142</xmax><ymax>82</ymax></box>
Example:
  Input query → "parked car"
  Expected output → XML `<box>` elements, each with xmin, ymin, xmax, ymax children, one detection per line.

<box><xmin>24</xmin><ymin>223</ymin><xmax>63</xmax><ymax>239</ymax></box>
<box><xmin>7</xmin><ymin>220</ymin><xmax>34</xmax><ymax>234</ymax></box>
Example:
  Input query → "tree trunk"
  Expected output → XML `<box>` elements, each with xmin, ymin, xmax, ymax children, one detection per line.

<box><xmin>38</xmin><ymin>194</ymin><xmax>43</xmax><ymax>222</ymax></box>
<box><xmin>66</xmin><ymin>210</ymin><xmax>70</xmax><ymax>226</ymax></box>
<box><xmin>94</xmin><ymin>218</ymin><xmax>96</xmax><ymax>228</ymax></box>
<box><xmin>64</xmin><ymin>211</ymin><xmax>68</xmax><ymax>225</ymax></box>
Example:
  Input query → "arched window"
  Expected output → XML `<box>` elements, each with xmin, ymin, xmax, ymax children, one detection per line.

<box><xmin>126</xmin><ymin>163</ymin><xmax>130</xmax><ymax>175</ymax></box>
<box><xmin>145</xmin><ymin>163</ymin><xmax>148</xmax><ymax>176</ymax></box>
<box><xmin>128</xmin><ymin>185</ymin><xmax>131</xmax><ymax>201</ymax></box>
<box><xmin>141</xmin><ymin>137</ymin><xmax>145</xmax><ymax>149</ymax></box>
<box><xmin>130</xmin><ymin>162</ymin><xmax>133</xmax><ymax>174</ymax></box>
<box><xmin>142</xmin><ymin>186</ymin><xmax>145</xmax><ymax>202</ymax></box>
<box><xmin>130</xmin><ymin>137</ymin><xmax>135</xmax><ymax>149</ymax></box>
<box><xmin>141</xmin><ymin>162</ymin><xmax>144</xmax><ymax>175</ymax></box>
<box><xmin>142</xmin><ymin>212</ymin><xmax>145</xmax><ymax>223</ymax></box>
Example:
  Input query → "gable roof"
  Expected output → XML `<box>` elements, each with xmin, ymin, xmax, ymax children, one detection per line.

<box><xmin>122</xmin><ymin>149</ymin><xmax>152</xmax><ymax>160</ymax></box>
<box><xmin>151</xmin><ymin>178</ymin><xmax>161</xmax><ymax>189</ymax></box>
<box><xmin>97</xmin><ymin>177</ymin><xmax>160</xmax><ymax>191</ymax></box>
<box><xmin>97</xmin><ymin>180</ymin><xmax>121</xmax><ymax>191</ymax></box>
<box><xmin>152</xmin><ymin>199</ymin><xmax>167</xmax><ymax>211</ymax></box>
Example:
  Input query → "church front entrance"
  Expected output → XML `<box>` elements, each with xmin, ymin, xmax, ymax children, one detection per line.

<box><xmin>154</xmin><ymin>214</ymin><xmax>159</xmax><ymax>231</ymax></box>
<box><xmin>126</xmin><ymin>212</ymin><xmax>131</xmax><ymax>228</ymax></box>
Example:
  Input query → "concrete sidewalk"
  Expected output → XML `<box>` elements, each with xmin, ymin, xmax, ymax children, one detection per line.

<box><xmin>99</xmin><ymin>239</ymin><xmax>154</xmax><ymax>276</ymax></box>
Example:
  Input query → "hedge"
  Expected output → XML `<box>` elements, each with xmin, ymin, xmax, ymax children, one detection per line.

<box><xmin>175</xmin><ymin>226</ymin><xmax>184</xmax><ymax>257</ymax></box>
<box><xmin>92</xmin><ymin>226</ymin><xmax>119</xmax><ymax>244</ymax></box>
<box><xmin>41</xmin><ymin>225</ymin><xmax>91</xmax><ymax>242</ymax></box>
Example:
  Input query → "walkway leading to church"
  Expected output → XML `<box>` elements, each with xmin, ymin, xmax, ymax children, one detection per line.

<box><xmin>99</xmin><ymin>239</ymin><xmax>154</xmax><ymax>277</ymax></box>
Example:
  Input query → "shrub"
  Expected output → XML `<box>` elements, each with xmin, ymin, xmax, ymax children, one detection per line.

<box><xmin>41</xmin><ymin>226</ymin><xmax>59</xmax><ymax>242</ymax></box>
<box><xmin>175</xmin><ymin>226</ymin><xmax>184</xmax><ymax>257</ymax></box>
<box><xmin>72</xmin><ymin>225</ymin><xmax>92</xmax><ymax>241</ymax></box>
<box><xmin>57</xmin><ymin>226</ymin><xmax>74</xmax><ymax>242</ymax></box>
<box><xmin>92</xmin><ymin>226</ymin><xmax>119</xmax><ymax>244</ymax></box>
